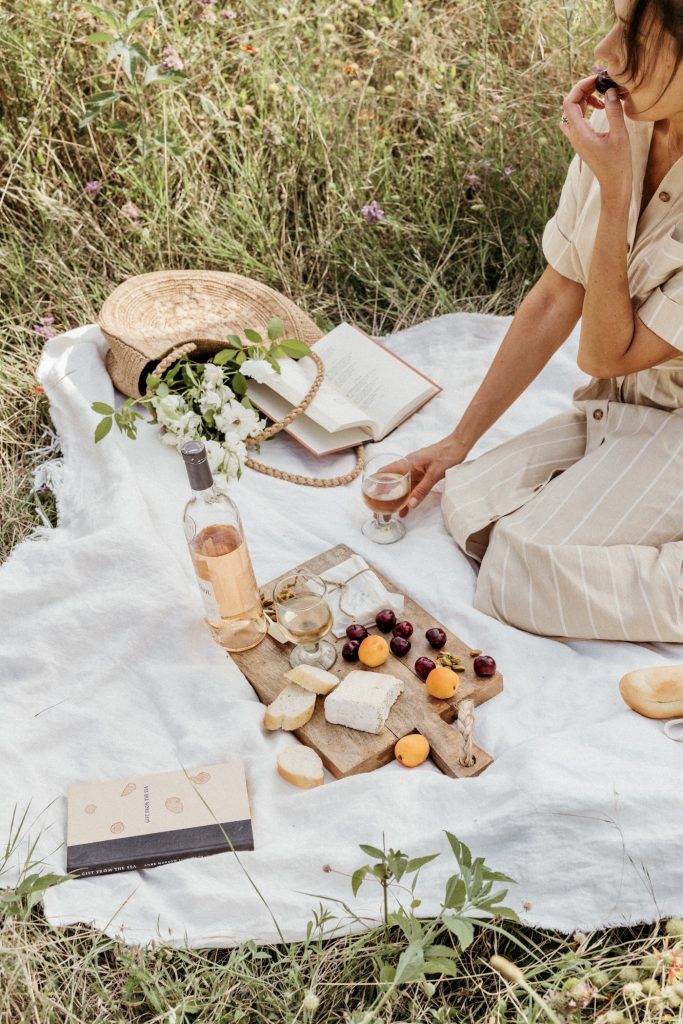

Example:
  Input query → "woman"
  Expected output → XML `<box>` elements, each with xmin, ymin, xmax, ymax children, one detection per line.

<box><xmin>402</xmin><ymin>0</ymin><xmax>683</xmax><ymax>641</ymax></box>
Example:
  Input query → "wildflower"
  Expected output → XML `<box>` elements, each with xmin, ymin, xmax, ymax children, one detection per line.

<box><xmin>159</xmin><ymin>46</ymin><xmax>184</xmax><ymax>72</ymax></box>
<box><xmin>500</xmin><ymin>165</ymin><xmax>514</xmax><ymax>180</ymax></box>
<box><xmin>194</xmin><ymin>4</ymin><xmax>217</xmax><ymax>22</ymax></box>
<box><xmin>240</xmin><ymin>358</ymin><xmax>275</xmax><ymax>384</ymax></box>
<box><xmin>481</xmin><ymin>160</ymin><xmax>492</xmax><ymax>173</ymax></box>
<box><xmin>34</xmin><ymin>316</ymin><xmax>57</xmax><ymax>339</ymax></box>
<box><xmin>215</xmin><ymin>399</ymin><xmax>262</xmax><ymax>439</ymax></box>
<box><xmin>31</xmin><ymin>385</ymin><xmax>45</xmax><ymax>395</ymax></box>
<box><xmin>239</xmin><ymin>43</ymin><xmax>257</xmax><ymax>53</ymax></box>
<box><xmin>121</xmin><ymin>201</ymin><xmax>140</xmax><ymax>222</ymax></box>
<box><xmin>622</xmin><ymin>981</ymin><xmax>643</xmax><ymax>1000</ymax></box>
<box><xmin>84</xmin><ymin>179</ymin><xmax>101</xmax><ymax>195</ymax></box>
<box><xmin>221</xmin><ymin>8</ymin><xmax>237</xmax><ymax>17</ymax></box>
<box><xmin>302</xmin><ymin>990</ymin><xmax>320</xmax><ymax>1013</ymax></box>
<box><xmin>203</xmin><ymin>363</ymin><xmax>224</xmax><ymax>387</ymax></box>
<box><xmin>464</xmin><ymin>172</ymin><xmax>481</xmax><ymax>198</ymax></box>
<box><xmin>241</xmin><ymin>104</ymin><xmax>256</xmax><ymax>116</ymax></box>
<box><xmin>343</xmin><ymin>64</ymin><xmax>356</xmax><ymax>75</ymax></box>
<box><xmin>360</xmin><ymin>199</ymin><xmax>384</xmax><ymax>224</ymax></box>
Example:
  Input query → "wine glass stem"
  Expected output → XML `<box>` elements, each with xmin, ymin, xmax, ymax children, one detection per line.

<box><xmin>302</xmin><ymin>640</ymin><xmax>321</xmax><ymax>656</ymax></box>
<box><xmin>376</xmin><ymin>512</ymin><xmax>394</xmax><ymax>528</ymax></box>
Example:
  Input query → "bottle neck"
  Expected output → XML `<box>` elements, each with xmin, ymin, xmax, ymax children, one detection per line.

<box><xmin>191</xmin><ymin>483</ymin><xmax>219</xmax><ymax>500</ymax></box>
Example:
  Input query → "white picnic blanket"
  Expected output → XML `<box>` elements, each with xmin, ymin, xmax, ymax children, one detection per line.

<box><xmin>1</xmin><ymin>313</ymin><xmax>682</xmax><ymax>948</ymax></box>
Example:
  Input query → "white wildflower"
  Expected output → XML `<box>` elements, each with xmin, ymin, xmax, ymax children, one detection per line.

<box><xmin>202</xmin><ymin>363</ymin><xmax>224</xmax><ymax>387</ymax></box>
<box><xmin>155</xmin><ymin>394</ymin><xmax>188</xmax><ymax>427</ymax></box>
<box><xmin>240</xmin><ymin>358</ymin><xmax>275</xmax><ymax>384</ymax></box>
<box><xmin>215</xmin><ymin>399</ymin><xmax>262</xmax><ymax>439</ymax></box>
<box><xmin>204</xmin><ymin>439</ymin><xmax>229</xmax><ymax>474</ymax></box>
<box><xmin>302</xmin><ymin>989</ymin><xmax>320</xmax><ymax>1013</ymax></box>
<box><xmin>199</xmin><ymin>382</ymin><xmax>234</xmax><ymax>414</ymax></box>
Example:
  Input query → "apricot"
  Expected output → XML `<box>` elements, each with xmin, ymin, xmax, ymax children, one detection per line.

<box><xmin>425</xmin><ymin>666</ymin><xmax>459</xmax><ymax>699</ymax></box>
<box><xmin>395</xmin><ymin>734</ymin><xmax>430</xmax><ymax>767</ymax></box>
<box><xmin>358</xmin><ymin>634</ymin><xmax>389</xmax><ymax>667</ymax></box>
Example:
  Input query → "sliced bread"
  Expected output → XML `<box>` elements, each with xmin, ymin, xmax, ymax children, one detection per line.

<box><xmin>284</xmin><ymin>664</ymin><xmax>339</xmax><ymax>695</ymax></box>
<box><xmin>264</xmin><ymin>683</ymin><xmax>316</xmax><ymax>731</ymax></box>
<box><xmin>277</xmin><ymin>745</ymin><xmax>324</xmax><ymax>789</ymax></box>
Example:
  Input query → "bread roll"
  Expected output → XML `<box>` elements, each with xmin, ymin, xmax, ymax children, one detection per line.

<box><xmin>277</xmin><ymin>745</ymin><xmax>324</xmax><ymax>788</ymax></box>
<box><xmin>619</xmin><ymin>665</ymin><xmax>683</xmax><ymax>720</ymax></box>
<box><xmin>284</xmin><ymin>664</ymin><xmax>339</xmax><ymax>695</ymax></box>
<box><xmin>264</xmin><ymin>684</ymin><xmax>316</xmax><ymax>731</ymax></box>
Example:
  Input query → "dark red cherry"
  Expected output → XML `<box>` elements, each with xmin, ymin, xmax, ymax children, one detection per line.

<box><xmin>390</xmin><ymin>636</ymin><xmax>411</xmax><ymax>657</ymax></box>
<box><xmin>473</xmin><ymin>654</ymin><xmax>496</xmax><ymax>677</ymax></box>
<box><xmin>425</xmin><ymin>627</ymin><xmax>447</xmax><ymax>650</ymax></box>
<box><xmin>346</xmin><ymin>623</ymin><xmax>369</xmax><ymax>642</ymax></box>
<box><xmin>392</xmin><ymin>620</ymin><xmax>413</xmax><ymax>640</ymax></box>
<box><xmin>342</xmin><ymin>640</ymin><xmax>361</xmax><ymax>662</ymax></box>
<box><xmin>375</xmin><ymin>609</ymin><xmax>397</xmax><ymax>633</ymax></box>
<box><xmin>415</xmin><ymin>656</ymin><xmax>436</xmax><ymax>680</ymax></box>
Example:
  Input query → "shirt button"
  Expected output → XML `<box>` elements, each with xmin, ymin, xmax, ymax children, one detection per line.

<box><xmin>593</xmin><ymin>409</ymin><xmax>604</xmax><ymax>420</ymax></box>
<box><xmin>659</xmin><ymin>191</ymin><xmax>671</xmax><ymax>202</ymax></box>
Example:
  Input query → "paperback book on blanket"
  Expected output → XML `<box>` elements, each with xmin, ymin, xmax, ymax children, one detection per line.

<box><xmin>66</xmin><ymin>761</ymin><xmax>253</xmax><ymax>877</ymax></box>
<box><xmin>246</xmin><ymin>321</ymin><xmax>442</xmax><ymax>456</ymax></box>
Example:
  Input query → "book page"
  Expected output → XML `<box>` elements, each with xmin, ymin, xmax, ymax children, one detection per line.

<box><xmin>246</xmin><ymin>383</ymin><xmax>372</xmax><ymax>455</ymax></box>
<box><xmin>252</xmin><ymin>356</ymin><xmax>376</xmax><ymax>434</ymax></box>
<box><xmin>313</xmin><ymin>323</ymin><xmax>439</xmax><ymax>437</ymax></box>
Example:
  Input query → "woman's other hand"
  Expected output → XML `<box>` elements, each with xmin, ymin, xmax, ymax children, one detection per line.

<box><xmin>560</xmin><ymin>73</ymin><xmax>633</xmax><ymax>201</ymax></box>
<box><xmin>398</xmin><ymin>435</ymin><xmax>470</xmax><ymax>518</ymax></box>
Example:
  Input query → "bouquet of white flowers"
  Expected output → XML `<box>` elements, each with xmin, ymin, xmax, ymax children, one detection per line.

<box><xmin>91</xmin><ymin>318</ymin><xmax>312</xmax><ymax>492</ymax></box>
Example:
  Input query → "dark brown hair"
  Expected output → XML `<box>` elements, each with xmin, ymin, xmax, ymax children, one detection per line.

<box><xmin>614</xmin><ymin>0</ymin><xmax>683</xmax><ymax>106</ymax></box>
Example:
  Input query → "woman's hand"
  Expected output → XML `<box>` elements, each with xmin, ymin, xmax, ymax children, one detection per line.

<box><xmin>561</xmin><ymin>73</ymin><xmax>632</xmax><ymax>201</ymax></box>
<box><xmin>397</xmin><ymin>435</ymin><xmax>470</xmax><ymax>518</ymax></box>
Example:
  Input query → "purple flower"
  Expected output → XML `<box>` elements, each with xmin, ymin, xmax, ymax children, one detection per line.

<box><xmin>593</xmin><ymin>62</ymin><xmax>605</xmax><ymax>73</ymax></box>
<box><xmin>501</xmin><ymin>165</ymin><xmax>514</xmax><ymax>177</ymax></box>
<box><xmin>159</xmin><ymin>45</ymin><xmax>184</xmax><ymax>72</ymax></box>
<box><xmin>360</xmin><ymin>199</ymin><xmax>384</xmax><ymax>224</ymax></box>
<box><xmin>84</xmin><ymin>179</ymin><xmax>101</xmax><ymax>195</ymax></box>
<box><xmin>464</xmin><ymin>172</ymin><xmax>481</xmax><ymax>189</ymax></box>
<box><xmin>121</xmin><ymin>201</ymin><xmax>140</xmax><ymax>222</ymax></box>
<box><xmin>481</xmin><ymin>160</ymin><xmax>492</xmax><ymax>174</ymax></box>
<box><xmin>221</xmin><ymin>7</ymin><xmax>237</xmax><ymax>16</ymax></box>
<box><xmin>34</xmin><ymin>316</ymin><xmax>57</xmax><ymax>339</ymax></box>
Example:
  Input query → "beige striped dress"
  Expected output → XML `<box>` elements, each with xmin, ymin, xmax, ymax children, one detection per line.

<box><xmin>441</xmin><ymin>107</ymin><xmax>683</xmax><ymax>641</ymax></box>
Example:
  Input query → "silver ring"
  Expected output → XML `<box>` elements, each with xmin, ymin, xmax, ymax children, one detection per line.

<box><xmin>560</xmin><ymin>115</ymin><xmax>569</xmax><ymax>125</ymax></box>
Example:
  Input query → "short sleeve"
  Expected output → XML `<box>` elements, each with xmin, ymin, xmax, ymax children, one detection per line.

<box><xmin>636</xmin><ymin>272</ymin><xmax>683</xmax><ymax>350</ymax></box>
<box><xmin>541</xmin><ymin>151</ymin><xmax>584</xmax><ymax>284</ymax></box>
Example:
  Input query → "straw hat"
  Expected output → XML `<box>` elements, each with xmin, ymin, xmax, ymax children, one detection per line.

<box><xmin>100</xmin><ymin>269</ymin><xmax>324</xmax><ymax>399</ymax></box>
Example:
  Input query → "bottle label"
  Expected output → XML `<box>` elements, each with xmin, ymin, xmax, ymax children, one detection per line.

<box><xmin>196</xmin><ymin>576</ymin><xmax>221</xmax><ymax>623</ymax></box>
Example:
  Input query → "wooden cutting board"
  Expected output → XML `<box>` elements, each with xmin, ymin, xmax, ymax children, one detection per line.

<box><xmin>232</xmin><ymin>544</ymin><xmax>503</xmax><ymax>779</ymax></box>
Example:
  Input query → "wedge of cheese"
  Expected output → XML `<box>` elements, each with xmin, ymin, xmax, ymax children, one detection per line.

<box><xmin>324</xmin><ymin>670</ymin><xmax>402</xmax><ymax>734</ymax></box>
<box><xmin>284</xmin><ymin>664</ymin><xmax>339</xmax><ymax>695</ymax></box>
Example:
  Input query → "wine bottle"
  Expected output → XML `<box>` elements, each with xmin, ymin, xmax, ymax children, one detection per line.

<box><xmin>181</xmin><ymin>441</ymin><xmax>267</xmax><ymax>652</ymax></box>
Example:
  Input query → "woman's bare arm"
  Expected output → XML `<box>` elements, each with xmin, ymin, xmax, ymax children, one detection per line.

<box><xmin>401</xmin><ymin>266</ymin><xmax>585</xmax><ymax>514</ymax></box>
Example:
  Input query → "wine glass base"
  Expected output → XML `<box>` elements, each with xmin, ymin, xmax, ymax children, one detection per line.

<box><xmin>289</xmin><ymin>638</ymin><xmax>338</xmax><ymax>670</ymax></box>
<box><xmin>361</xmin><ymin>516</ymin><xmax>406</xmax><ymax>544</ymax></box>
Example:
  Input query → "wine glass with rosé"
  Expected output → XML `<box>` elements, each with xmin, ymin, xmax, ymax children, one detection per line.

<box><xmin>361</xmin><ymin>451</ymin><xmax>411</xmax><ymax>544</ymax></box>
<box><xmin>273</xmin><ymin>572</ymin><xmax>337</xmax><ymax>669</ymax></box>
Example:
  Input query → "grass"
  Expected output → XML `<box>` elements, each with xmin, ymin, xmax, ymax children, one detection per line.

<box><xmin>1</xmin><ymin>0</ymin><xmax>682</xmax><ymax>1020</ymax></box>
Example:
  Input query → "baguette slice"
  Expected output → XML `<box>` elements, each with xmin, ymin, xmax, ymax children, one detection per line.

<box><xmin>619</xmin><ymin>665</ymin><xmax>683</xmax><ymax>720</ymax></box>
<box><xmin>264</xmin><ymin>684</ymin><xmax>316</xmax><ymax>731</ymax></box>
<box><xmin>277</xmin><ymin>745</ymin><xmax>324</xmax><ymax>789</ymax></box>
<box><xmin>284</xmin><ymin>664</ymin><xmax>339</xmax><ymax>695</ymax></box>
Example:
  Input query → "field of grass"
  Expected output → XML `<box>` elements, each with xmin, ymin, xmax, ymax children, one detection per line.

<box><xmin>2</xmin><ymin>0</ymin><xmax>683</xmax><ymax>1021</ymax></box>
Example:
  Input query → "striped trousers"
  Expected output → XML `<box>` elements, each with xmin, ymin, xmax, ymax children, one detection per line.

<box><xmin>441</xmin><ymin>398</ymin><xmax>683</xmax><ymax>641</ymax></box>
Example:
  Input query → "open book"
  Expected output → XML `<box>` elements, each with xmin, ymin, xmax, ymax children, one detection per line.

<box><xmin>246</xmin><ymin>322</ymin><xmax>441</xmax><ymax>456</ymax></box>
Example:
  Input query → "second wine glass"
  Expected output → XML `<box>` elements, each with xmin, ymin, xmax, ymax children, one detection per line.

<box><xmin>273</xmin><ymin>572</ymin><xmax>337</xmax><ymax>669</ymax></box>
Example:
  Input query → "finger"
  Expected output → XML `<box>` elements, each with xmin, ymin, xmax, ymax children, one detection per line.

<box><xmin>565</xmin><ymin>73</ymin><xmax>600</xmax><ymax>105</ymax></box>
<box><xmin>586</xmin><ymin>94</ymin><xmax>605</xmax><ymax>109</ymax></box>
<box><xmin>399</xmin><ymin>471</ymin><xmax>436</xmax><ymax>517</ymax></box>
<box><xmin>561</xmin><ymin>98</ymin><xmax>596</xmax><ymax>144</ymax></box>
<box><xmin>602</xmin><ymin>87</ymin><xmax>627</xmax><ymax>132</ymax></box>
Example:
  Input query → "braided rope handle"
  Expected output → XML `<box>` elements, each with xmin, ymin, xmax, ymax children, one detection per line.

<box><xmin>148</xmin><ymin>341</ymin><xmax>365</xmax><ymax>487</ymax></box>
<box><xmin>457</xmin><ymin>698</ymin><xmax>476</xmax><ymax>767</ymax></box>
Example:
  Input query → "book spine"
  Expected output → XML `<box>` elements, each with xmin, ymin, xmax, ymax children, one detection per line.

<box><xmin>70</xmin><ymin>848</ymin><xmax>220</xmax><ymax>878</ymax></box>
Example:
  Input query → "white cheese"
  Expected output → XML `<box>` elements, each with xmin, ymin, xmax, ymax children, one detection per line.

<box><xmin>324</xmin><ymin>670</ymin><xmax>403</xmax><ymax>734</ymax></box>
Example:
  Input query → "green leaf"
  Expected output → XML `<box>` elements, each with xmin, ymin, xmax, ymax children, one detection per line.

<box><xmin>394</xmin><ymin>941</ymin><xmax>426</xmax><ymax>984</ymax></box>
<box><xmin>145</xmin><ymin>374</ymin><xmax>161</xmax><ymax>390</ymax></box>
<box><xmin>129</xmin><ymin>41</ymin><xmax>151</xmax><ymax>64</ymax></box>
<box><xmin>88</xmin><ymin>90</ymin><xmax>121</xmax><ymax>104</ymax></box>
<box><xmin>405</xmin><ymin>854</ymin><xmax>440</xmax><ymax>874</ymax></box>
<box><xmin>234</xmin><ymin>351</ymin><xmax>246</xmax><ymax>366</ymax></box>
<box><xmin>155</xmin><ymin>382</ymin><xmax>169</xmax><ymax>398</ymax></box>
<box><xmin>225</xmin><ymin>334</ymin><xmax>243</xmax><ymax>348</ymax></box>
<box><xmin>351</xmin><ymin>868</ymin><xmax>367</xmax><ymax>897</ymax></box>
<box><xmin>280</xmin><ymin>338</ymin><xmax>312</xmax><ymax>359</ymax></box>
<box><xmin>444</xmin><ymin>875</ymin><xmax>466</xmax><ymax>911</ymax></box>
<box><xmin>445</xmin><ymin>831</ymin><xmax>472</xmax><ymax>870</ymax></box>
<box><xmin>493</xmin><ymin>905</ymin><xmax>521</xmax><ymax>922</ymax></box>
<box><xmin>87</xmin><ymin>30</ymin><xmax>114</xmax><ymax>44</ymax></box>
<box><xmin>424</xmin><ymin>957</ymin><xmax>460</xmax><ymax>978</ymax></box>
<box><xmin>126</xmin><ymin>6</ymin><xmax>156</xmax><ymax>29</ymax></box>
<box><xmin>94</xmin><ymin>417</ymin><xmax>113</xmax><ymax>442</ymax></box>
<box><xmin>359</xmin><ymin>844</ymin><xmax>385</xmax><ymax>860</ymax></box>
<box><xmin>442</xmin><ymin>915</ymin><xmax>475</xmax><ymax>950</ymax></box>
<box><xmin>424</xmin><ymin>944</ymin><xmax>460</xmax><ymax>958</ymax></box>
<box><xmin>267</xmin><ymin>318</ymin><xmax>284</xmax><ymax>341</ymax></box>
<box><xmin>200</xmin><ymin>95</ymin><xmax>219</xmax><ymax>117</ymax></box>
<box><xmin>81</xmin><ymin>3</ymin><xmax>121</xmax><ymax>31</ymax></box>
<box><xmin>212</xmin><ymin>349</ymin><xmax>238</xmax><ymax>366</ymax></box>
<box><xmin>243</xmin><ymin>328</ymin><xmax>263</xmax><ymax>346</ymax></box>
<box><xmin>91</xmin><ymin>401</ymin><xmax>114</xmax><ymax>414</ymax></box>
<box><xmin>231</xmin><ymin>372</ymin><xmax>247</xmax><ymax>396</ymax></box>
